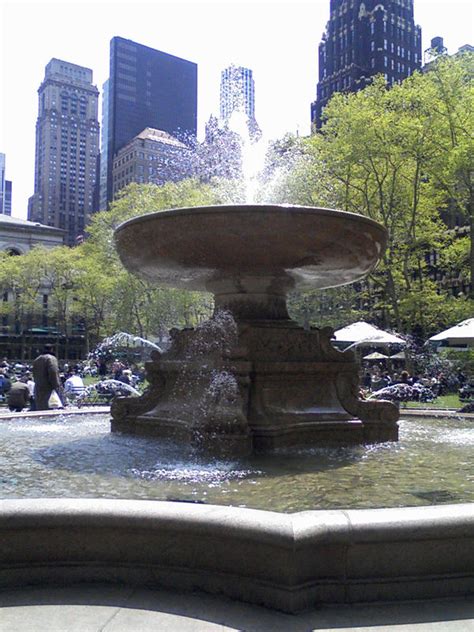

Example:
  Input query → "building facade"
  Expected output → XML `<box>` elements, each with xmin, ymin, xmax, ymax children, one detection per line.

<box><xmin>0</xmin><ymin>153</ymin><xmax>12</xmax><ymax>216</ymax></box>
<box><xmin>112</xmin><ymin>127</ymin><xmax>193</xmax><ymax>198</ymax></box>
<box><xmin>101</xmin><ymin>37</ymin><xmax>198</xmax><ymax>207</ymax></box>
<box><xmin>28</xmin><ymin>59</ymin><xmax>100</xmax><ymax>245</ymax></box>
<box><xmin>311</xmin><ymin>0</ymin><xmax>422</xmax><ymax>129</ymax></box>
<box><xmin>0</xmin><ymin>214</ymin><xmax>64</xmax><ymax>255</ymax></box>
<box><xmin>220</xmin><ymin>65</ymin><xmax>261</xmax><ymax>140</ymax></box>
<box><xmin>0</xmin><ymin>216</ymin><xmax>81</xmax><ymax>361</ymax></box>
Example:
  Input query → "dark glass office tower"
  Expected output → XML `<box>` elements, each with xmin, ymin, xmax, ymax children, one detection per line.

<box><xmin>311</xmin><ymin>0</ymin><xmax>422</xmax><ymax>129</ymax></box>
<box><xmin>101</xmin><ymin>37</ymin><xmax>198</xmax><ymax>207</ymax></box>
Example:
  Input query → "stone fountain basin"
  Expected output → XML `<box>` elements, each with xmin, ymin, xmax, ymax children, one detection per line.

<box><xmin>114</xmin><ymin>205</ymin><xmax>387</xmax><ymax>291</ymax></box>
<box><xmin>1</xmin><ymin>498</ymin><xmax>473</xmax><ymax>613</ymax></box>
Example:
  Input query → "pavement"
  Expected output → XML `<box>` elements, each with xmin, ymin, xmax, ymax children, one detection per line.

<box><xmin>1</xmin><ymin>584</ymin><xmax>474</xmax><ymax>631</ymax></box>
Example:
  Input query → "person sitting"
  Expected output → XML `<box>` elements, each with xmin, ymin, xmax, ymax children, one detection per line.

<box><xmin>64</xmin><ymin>367</ymin><xmax>85</xmax><ymax>402</ymax></box>
<box><xmin>399</xmin><ymin>370</ymin><xmax>411</xmax><ymax>384</ymax></box>
<box><xmin>117</xmin><ymin>368</ymin><xmax>132</xmax><ymax>385</ymax></box>
<box><xmin>7</xmin><ymin>376</ymin><xmax>31</xmax><ymax>412</ymax></box>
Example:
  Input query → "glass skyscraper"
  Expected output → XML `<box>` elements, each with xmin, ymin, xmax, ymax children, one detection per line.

<box><xmin>100</xmin><ymin>37</ymin><xmax>198</xmax><ymax>207</ymax></box>
<box><xmin>220</xmin><ymin>65</ymin><xmax>261</xmax><ymax>139</ymax></box>
<box><xmin>0</xmin><ymin>153</ymin><xmax>12</xmax><ymax>216</ymax></box>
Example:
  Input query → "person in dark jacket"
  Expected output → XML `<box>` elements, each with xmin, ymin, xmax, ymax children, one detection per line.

<box><xmin>7</xmin><ymin>377</ymin><xmax>31</xmax><ymax>412</ymax></box>
<box><xmin>32</xmin><ymin>345</ymin><xmax>65</xmax><ymax>410</ymax></box>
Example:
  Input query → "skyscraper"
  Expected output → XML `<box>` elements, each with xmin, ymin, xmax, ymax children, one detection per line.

<box><xmin>101</xmin><ymin>37</ymin><xmax>198</xmax><ymax>207</ymax></box>
<box><xmin>0</xmin><ymin>153</ymin><xmax>12</xmax><ymax>216</ymax></box>
<box><xmin>28</xmin><ymin>59</ymin><xmax>100</xmax><ymax>245</ymax></box>
<box><xmin>220</xmin><ymin>65</ymin><xmax>261</xmax><ymax>140</ymax></box>
<box><xmin>311</xmin><ymin>0</ymin><xmax>422</xmax><ymax>129</ymax></box>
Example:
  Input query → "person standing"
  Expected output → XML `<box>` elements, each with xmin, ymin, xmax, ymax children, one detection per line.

<box><xmin>32</xmin><ymin>344</ymin><xmax>65</xmax><ymax>411</ymax></box>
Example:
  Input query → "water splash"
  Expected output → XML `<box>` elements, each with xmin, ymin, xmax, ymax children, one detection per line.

<box><xmin>90</xmin><ymin>332</ymin><xmax>163</xmax><ymax>361</ymax></box>
<box><xmin>226</xmin><ymin>110</ymin><xmax>266</xmax><ymax>203</ymax></box>
<box><xmin>77</xmin><ymin>379</ymin><xmax>140</xmax><ymax>406</ymax></box>
<box><xmin>186</xmin><ymin>309</ymin><xmax>238</xmax><ymax>357</ymax></box>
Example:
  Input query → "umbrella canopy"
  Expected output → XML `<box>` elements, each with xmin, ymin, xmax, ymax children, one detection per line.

<box><xmin>333</xmin><ymin>321</ymin><xmax>406</xmax><ymax>347</ymax></box>
<box><xmin>390</xmin><ymin>351</ymin><xmax>407</xmax><ymax>360</ymax></box>
<box><xmin>429</xmin><ymin>319</ymin><xmax>474</xmax><ymax>346</ymax></box>
<box><xmin>363</xmin><ymin>352</ymin><xmax>389</xmax><ymax>360</ymax></box>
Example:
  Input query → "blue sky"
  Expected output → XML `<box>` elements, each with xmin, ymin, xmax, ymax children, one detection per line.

<box><xmin>1</xmin><ymin>0</ymin><xmax>473</xmax><ymax>217</ymax></box>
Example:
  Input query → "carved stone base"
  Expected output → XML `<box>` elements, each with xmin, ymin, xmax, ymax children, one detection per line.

<box><xmin>111</xmin><ymin>318</ymin><xmax>399</xmax><ymax>455</ymax></box>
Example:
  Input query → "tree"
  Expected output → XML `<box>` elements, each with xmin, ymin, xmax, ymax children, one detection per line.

<box><xmin>419</xmin><ymin>52</ymin><xmax>474</xmax><ymax>298</ymax></box>
<box><xmin>268</xmin><ymin>58</ymin><xmax>473</xmax><ymax>337</ymax></box>
<box><xmin>79</xmin><ymin>180</ymin><xmax>221</xmax><ymax>343</ymax></box>
<box><xmin>0</xmin><ymin>249</ymin><xmax>47</xmax><ymax>358</ymax></box>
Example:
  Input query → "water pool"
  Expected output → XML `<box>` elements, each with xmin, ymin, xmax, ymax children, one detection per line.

<box><xmin>1</xmin><ymin>413</ymin><xmax>473</xmax><ymax>512</ymax></box>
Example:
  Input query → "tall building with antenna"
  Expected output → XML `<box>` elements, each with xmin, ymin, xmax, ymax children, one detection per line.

<box><xmin>311</xmin><ymin>0</ymin><xmax>422</xmax><ymax>129</ymax></box>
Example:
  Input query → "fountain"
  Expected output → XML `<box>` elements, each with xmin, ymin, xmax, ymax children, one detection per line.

<box><xmin>111</xmin><ymin>204</ymin><xmax>399</xmax><ymax>454</ymax></box>
<box><xmin>1</xmin><ymin>203</ymin><xmax>473</xmax><ymax>614</ymax></box>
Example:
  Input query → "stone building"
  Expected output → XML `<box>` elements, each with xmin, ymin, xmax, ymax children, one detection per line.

<box><xmin>28</xmin><ymin>59</ymin><xmax>100</xmax><ymax>246</ymax></box>
<box><xmin>0</xmin><ymin>214</ymin><xmax>64</xmax><ymax>255</ymax></box>
<box><xmin>112</xmin><ymin>128</ymin><xmax>193</xmax><ymax>198</ymax></box>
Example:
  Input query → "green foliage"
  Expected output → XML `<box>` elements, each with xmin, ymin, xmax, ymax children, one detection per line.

<box><xmin>440</xmin><ymin>348</ymin><xmax>474</xmax><ymax>379</ymax></box>
<box><xmin>266</xmin><ymin>54</ymin><xmax>473</xmax><ymax>335</ymax></box>
<box><xmin>78</xmin><ymin>180</ymin><xmax>219</xmax><ymax>344</ymax></box>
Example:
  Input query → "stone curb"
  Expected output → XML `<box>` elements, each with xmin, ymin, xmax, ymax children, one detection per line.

<box><xmin>1</xmin><ymin>499</ymin><xmax>473</xmax><ymax>613</ymax></box>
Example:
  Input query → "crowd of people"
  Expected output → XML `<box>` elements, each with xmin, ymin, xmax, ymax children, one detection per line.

<box><xmin>360</xmin><ymin>363</ymin><xmax>455</xmax><ymax>399</ymax></box>
<box><xmin>0</xmin><ymin>350</ymin><xmax>470</xmax><ymax>412</ymax></box>
<box><xmin>0</xmin><ymin>348</ymin><xmax>141</xmax><ymax>413</ymax></box>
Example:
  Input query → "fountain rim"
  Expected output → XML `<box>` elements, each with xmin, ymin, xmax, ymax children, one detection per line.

<box><xmin>114</xmin><ymin>203</ymin><xmax>388</xmax><ymax>235</ymax></box>
<box><xmin>1</xmin><ymin>496</ymin><xmax>473</xmax><ymax>612</ymax></box>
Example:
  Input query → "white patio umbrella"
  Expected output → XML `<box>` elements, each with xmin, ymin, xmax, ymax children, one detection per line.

<box><xmin>333</xmin><ymin>321</ymin><xmax>406</xmax><ymax>348</ymax></box>
<box><xmin>390</xmin><ymin>351</ymin><xmax>407</xmax><ymax>360</ymax></box>
<box><xmin>428</xmin><ymin>318</ymin><xmax>474</xmax><ymax>347</ymax></box>
<box><xmin>363</xmin><ymin>352</ymin><xmax>389</xmax><ymax>360</ymax></box>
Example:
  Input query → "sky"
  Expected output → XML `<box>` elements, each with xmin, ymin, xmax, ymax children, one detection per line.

<box><xmin>1</xmin><ymin>0</ymin><xmax>473</xmax><ymax>219</ymax></box>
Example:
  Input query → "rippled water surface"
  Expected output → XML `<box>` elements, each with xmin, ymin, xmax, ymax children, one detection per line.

<box><xmin>1</xmin><ymin>413</ymin><xmax>473</xmax><ymax>512</ymax></box>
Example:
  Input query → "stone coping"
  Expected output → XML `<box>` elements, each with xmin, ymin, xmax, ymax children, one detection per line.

<box><xmin>401</xmin><ymin>408</ymin><xmax>474</xmax><ymax>421</ymax></box>
<box><xmin>0</xmin><ymin>405</ymin><xmax>110</xmax><ymax>420</ymax></box>
<box><xmin>1</xmin><ymin>498</ymin><xmax>473</xmax><ymax>613</ymax></box>
<box><xmin>1</xmin><ymin>405</ymin><xmax>472</xmax><ymax>422</ymax></box>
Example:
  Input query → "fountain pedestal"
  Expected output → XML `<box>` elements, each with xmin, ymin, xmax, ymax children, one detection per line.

<box><xmin>111</xmin><ymin>205</ymin><xmax>399</xmax><ymax>455</ymax></box>
<box><xmin>111</xmin><ymin>319</ymin><xmax>398</xmax><ymax>455</ymax></box>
